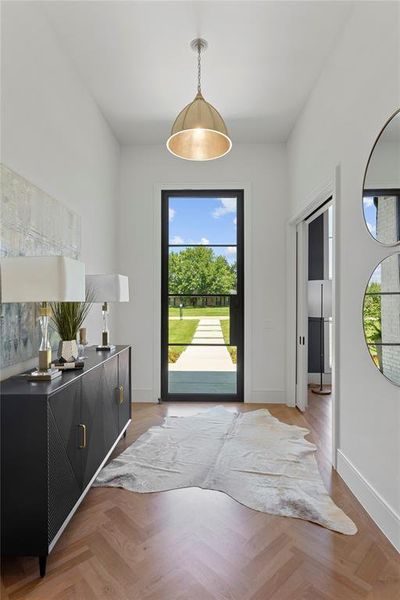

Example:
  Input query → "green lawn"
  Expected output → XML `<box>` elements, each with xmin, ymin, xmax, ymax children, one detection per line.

<box><xmin>168</xmin><ymin>319</ymin><xmax>199</xmax><ymax>363</ymax></box>
<box><xmin>220</xmin><ymin>319</ymin><xmax>237</xmax><ymax>364</ymax></box>
<box><xmin>169</xmin><ymin>306</ymin><xmax>229</xmax><ymax>317</ymax></box>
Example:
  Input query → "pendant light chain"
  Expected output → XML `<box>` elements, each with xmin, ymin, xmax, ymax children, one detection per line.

<box><xmin>197</xmin><ymin>42</ymin><xmax>202</xmax><ymax>93</ymax></box>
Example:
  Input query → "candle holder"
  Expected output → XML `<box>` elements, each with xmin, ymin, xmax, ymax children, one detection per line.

<box><xmin>78</xmin><ymin>327</ymin><xmax>89</xmax><ymax>359</ymax></box>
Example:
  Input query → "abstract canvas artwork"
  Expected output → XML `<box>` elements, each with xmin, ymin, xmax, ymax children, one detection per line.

<box><xmin>0</xmin><ymin>165</ymin><xmax>81</xmax><ymax>368</ymax></box>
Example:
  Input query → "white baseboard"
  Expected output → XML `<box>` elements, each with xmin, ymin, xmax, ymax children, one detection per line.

<box><xmin>337</xmin><ymin>449</ymin><xmax>400</xmax><ymax>552</ymax></box>
<box><xmin>247</xmin><ymin>390</ymin><xmax>286</xmax><ymax>404</ymax></box>
<box><xmin>132</xmin><ymin>388</ymin><xmax>158</xmax><ymax>403</ymax></box>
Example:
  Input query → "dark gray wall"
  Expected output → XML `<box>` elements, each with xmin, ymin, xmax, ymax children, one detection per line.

<box><xmin>308</xmin><ymin>213</ymin><xmax>324</xmax><ymax>280</ymax></box>
<box><xmin>308</xmin><ymin>213</ymin><xmax>325</xmax><ymax>373</ymax></box>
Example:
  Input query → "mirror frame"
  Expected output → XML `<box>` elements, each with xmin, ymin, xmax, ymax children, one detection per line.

<box><xmin>362</xmin><ymin>253</ymin><xmax>400</xmax><ymax>387</ymax></box>
<box><xmin>362</xmin><ymin>108</ymin><xmax>400</xmax><ymax>247</ymax></box>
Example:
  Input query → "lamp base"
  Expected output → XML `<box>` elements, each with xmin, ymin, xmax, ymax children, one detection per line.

<box><xmin>38</xmin><ymin>349</ymin><xmax>52</xmax><ymax>371</ymax></box>
<box><xmin>96</xmin><ymin>344</ymin><xmax>116</xmax><ymax>351</ymax></box>
<box><xmin>311</xmin><ymin>387</ymin><xmax>331</xmax><ymax>396</ymax></box>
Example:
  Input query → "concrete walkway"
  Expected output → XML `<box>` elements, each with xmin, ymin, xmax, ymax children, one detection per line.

<box><xmin>169</xmin><ymin>318</ymin><xmax>235</xmax><ymax>372</ymax></box>
<box><xmin>169</xmin><ymin>318</ymin><xmax>236</xmax><ymax>394</ymax></box>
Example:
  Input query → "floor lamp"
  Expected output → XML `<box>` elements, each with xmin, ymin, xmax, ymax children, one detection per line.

<box><xmin>308</xmin><ymin>279</ymin><xmax>332</xmax><ymax>395</ymax></box>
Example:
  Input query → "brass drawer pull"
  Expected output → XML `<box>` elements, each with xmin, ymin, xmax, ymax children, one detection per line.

<box><xmin>116</xmin><ymin>385</ymin><xmax>124</xmax><ymax>404</ymax></box>
<box><xmin>118</xmin><ymin>385</ymin><xmax>124</xmax><ymax>404</ymax></box>
<box><xmin>79</xmin><ymin>424</ymin><xmax>87</xmax><ymax>449</ymax></box>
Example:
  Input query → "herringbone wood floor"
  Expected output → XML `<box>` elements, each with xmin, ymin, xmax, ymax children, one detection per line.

<box><xmin>1</xmin><ymin>394</ymin><xmax>399</xmax><ymax>599</ymax></box>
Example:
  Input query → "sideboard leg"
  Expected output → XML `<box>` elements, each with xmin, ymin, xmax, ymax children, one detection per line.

<box><xmin>39</xmin><ymin>556</ymin><xmax>47</xmax><ymax>577</ymax></box>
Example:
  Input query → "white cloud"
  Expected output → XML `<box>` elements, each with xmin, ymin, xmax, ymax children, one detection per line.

<box><xmin>233</xmin><ymin>217</ymin><xmax>237</xmax><ymax>226</ymax></box>
<box><xmin>200</xmin><ymin>237</ymin><xmax>209</xmax><ymax>245</ymax></box>
<box><xmin>226</xmin><ymin>247</ymin><xmax>237</xmax><ymax>255</ymax></box>
<box><xmin>169</xmin><ymin>207</ymin><xmax>175</xmax><ymax>222</ymax></box>
<box><xmin>363</xmin><ymin>197</ymin><xmax>374</xmax><ymax>208</ymax></box>
<box><xmin>212</xmin><ymin>198</ymin><xmax>236</xmax><ymax>218</ymax></box>
<box><xmin>171</xmin><ymin>235</ymin><xmax>184</xmax><ymax>244</ymax></box>
<box><xmin>367</xmin><ymin>221</ymin><xmax>376</xmax><ymax>235</ymax></box>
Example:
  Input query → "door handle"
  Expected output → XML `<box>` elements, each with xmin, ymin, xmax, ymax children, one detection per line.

<box><xmin>116</xmin><ymin>385</ymin><xmax>124</xmax><ymax>405</ymax></box>
<box><xmin>79</xmin><ymin>424</ymin><xmax>87</xmax><ymax>449</ymax></box>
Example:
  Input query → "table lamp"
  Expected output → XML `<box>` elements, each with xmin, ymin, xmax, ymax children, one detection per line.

<box><xmin>85</xmin><ymin>274</ymin><xmax>129</xmax><ymax>351</ymax></box>
<box><xmin>0</xmin><ymin>256</ymin><xmax>85</xmax><ymax>378</ymax></box>
<box><xmin>308</xmin><ymin>279</ymin><xmax>332</xmax><ymax>395</ymax></box>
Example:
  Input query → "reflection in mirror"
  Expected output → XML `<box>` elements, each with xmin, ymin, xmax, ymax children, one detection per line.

<box><xmin>363</xmin><ymin>253</ymin><xmax>400</xmax><ymax>385</ymax></box>
<box><xmin>363</xmin><ymin>109</ymin><xmax>400</xmax><ymax>245</ymax></box>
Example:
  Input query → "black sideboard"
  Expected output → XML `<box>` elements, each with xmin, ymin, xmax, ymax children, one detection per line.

<box><xmin>1</xmin><ymin>345</ymin><xmax>131</xmax><ymax>577</ymax></box>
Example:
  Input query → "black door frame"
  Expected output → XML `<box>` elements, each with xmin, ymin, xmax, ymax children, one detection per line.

<box><xmin>161</xmin><ymin>189</ymin><xmax>244</xmax><ymax>402</ymax></box>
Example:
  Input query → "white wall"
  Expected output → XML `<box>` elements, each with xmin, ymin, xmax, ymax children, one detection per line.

<box><xmin>1</xmin><ymin>1</ymin><xmax>120</xmax><ymax>378</ymax></box>
<box><xmin>365</xmin><ymin>141</ymin><xmax>400</xmax><ymax>188</ymax></box>
<box><xmin>117</xmin><ymin>143</ymin><xmax>288</xmax><ymax>404</ymax></box>
<box><xmin>287</xmin><ymin>2</ymin><xmax>400</xmax><ymax>549</ymax></box>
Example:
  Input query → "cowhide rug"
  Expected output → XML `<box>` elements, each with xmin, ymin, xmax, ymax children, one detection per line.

<box><xmin>94</xmin><ymin>406</ymin><xmax>357</xmax><ymax>535</ymax></box>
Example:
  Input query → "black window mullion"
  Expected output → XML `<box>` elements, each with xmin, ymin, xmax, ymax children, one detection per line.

<box><xmin>367</xmin><ymin>343</ymin><xmax>400</xmax><ymax>346</ymax></box>
<box><xmin>365</xmin><ymin>292</ymin><xmax>400</xmax><ymax>296</ymax></box>
<box><xmin>169</xmin><ymin>244</ymin><xmax>237</xmax><ymax>248</ymax></box>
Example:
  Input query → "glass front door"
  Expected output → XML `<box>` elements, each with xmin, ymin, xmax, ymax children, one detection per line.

<box><xmin>161</xmin><ymin>190</ymin><xmax>244</xmax><ymax>401</ymax></box>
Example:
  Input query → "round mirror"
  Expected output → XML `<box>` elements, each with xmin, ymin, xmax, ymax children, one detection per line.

<box><xmin>363</xmin><ymin>253</ymin><xmax>400</xmax><ymax>385</ymax></box>
<box><xmin>363</xmin><ymin>109</ymin><xmax>400</xmax><ymax>245</ymax></box>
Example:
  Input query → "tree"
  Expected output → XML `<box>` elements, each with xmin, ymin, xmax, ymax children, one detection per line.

<box><xmin>169</xmin><ymin>247</ymin><xmax>236</xmax><ymax>296</ymax></box>
<box><xmin>363</xmin><ymin>282</ymin><xmax>382</xmax><ymax>363</ymax></box>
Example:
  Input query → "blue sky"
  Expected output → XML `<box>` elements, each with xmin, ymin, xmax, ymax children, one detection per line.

<box><xmin>363</xmin><ymin>196</ymin><xmax>377</xmax><ymax>237</ymax></box>
<box><xmin>168</xmin><ymin>196</ymin><xmax>237</xmax><ymax>263</ymax></box>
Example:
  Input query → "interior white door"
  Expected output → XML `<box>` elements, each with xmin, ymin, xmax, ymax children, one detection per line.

<box><xmin>296</xmin><ymin>220</ymin><xmax>308</xmax><ymax>411</ymax></box>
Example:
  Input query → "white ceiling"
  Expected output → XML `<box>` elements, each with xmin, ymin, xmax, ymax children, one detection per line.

<box><xmin>42</xmin><ymin>1</ymin><xmax>354</xmax><ymax>145</ymax></box>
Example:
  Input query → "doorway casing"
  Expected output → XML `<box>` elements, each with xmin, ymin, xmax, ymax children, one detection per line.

<box><xmin>286</xmin><ymin>166</ymin><xmax>341</xmax><ymax>468</ymax></box>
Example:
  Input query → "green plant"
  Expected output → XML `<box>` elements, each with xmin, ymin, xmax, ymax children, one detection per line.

<box><xmin>363</xmin><ymin>282</ymin><xmax>382</xmax><ymax>357</ymax></box>
<box><xmin>168</xmin><ymin>319</ymin><xmax>199</xmax><ymax>363</ymax></box>
<box><xmin>50</xmin><ymin>289</ymin><xmax>94</xmax><ymax>341</ymax></box>
<box><xmin>220</xmin><ymin>318</ymin><xmax>237</xmax><ymax>364</ymax></box>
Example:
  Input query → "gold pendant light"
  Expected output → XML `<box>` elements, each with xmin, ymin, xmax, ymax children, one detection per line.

<box><xmin>167</xmin><ymin>39</ymin><xmax>232</xmax><ymax>161</ymax></box>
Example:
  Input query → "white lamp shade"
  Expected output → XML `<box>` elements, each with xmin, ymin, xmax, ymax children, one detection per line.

<box><xmin>308</xmin><ymin>280</ymin><xmax>333</xmax><ymax>318</ymax></box>
<box><xmin>86</xmin><ymin>274</ymin><xmax>129</xmax><ymax>303</ymax></box>
<box><xmin>0</xmin><ymin>256</ymin><xmax>85</xmax><ymax>303</ymax></box>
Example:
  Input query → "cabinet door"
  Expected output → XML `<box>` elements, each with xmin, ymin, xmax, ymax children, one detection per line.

<box><xmin>81</xmin><ymin>358</ymin><xmax>119</xmax><ymax>489</ymax></box>
<box><xmin>118</xmin><ymin>349</ymin><xmax>131</xmax><ymax>433</ymax></box>
<box><xmin>48</xmin><ymin>381</ymin><xmax>82</xmax><ymax>545</ymax></box>
<box><xmin>102</xmin><ymin>357</ymin><xmax>120</xmax><ymax>447</ymax></box>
